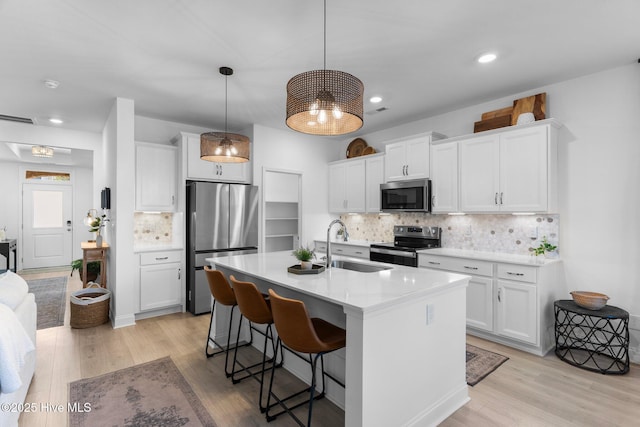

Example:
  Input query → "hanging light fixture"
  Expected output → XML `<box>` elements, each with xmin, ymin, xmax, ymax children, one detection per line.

<box><xmin>286</xmin><ymin>0</ymin><xmax>364</xmax><ymax>136</ymax></box>
<box><xmin>200</xmin><ymin>67</ymin><xmax>250</xmax><ymax>163</ymax></box>
<box><xmin>31</xmin><ymin>145</ymin><xmax>54</xmax><ymax>158</ymax></box>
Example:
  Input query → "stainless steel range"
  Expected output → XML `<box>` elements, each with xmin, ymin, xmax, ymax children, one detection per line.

<box><xmin>370</xmin><ymin>225</ymin><xmax>441</xmax><ymax>267</ymax></box>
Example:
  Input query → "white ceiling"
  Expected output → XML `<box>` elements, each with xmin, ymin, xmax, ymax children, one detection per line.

<box><xmin>0</xmin><ymin>0</ymin><xmax>638</xmax><ymax>146</ymax></box>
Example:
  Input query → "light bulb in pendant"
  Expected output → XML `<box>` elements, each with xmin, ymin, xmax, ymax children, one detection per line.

<box><xmin>214</xmin><ymin>147</ymin><xmax>222</xmax><ymax>155</ymax></box>
<box><xmin>226</xmin><ymin>148</ymin><xmax>231</xmax><ymax>156</ymax></box>
<box><xmin>231</xmin><ymin>145</ymin><xmax>238</xmax><ymax>155</ymax></box>
<box><xmin>317</xmin><ymin>109</ymin><xmax>327</xmax><ymax>124</ymax></box>
<box><xmin>332</xmin><ymin>105</ymin><xmax>343</xmax><ymax>119</ymax></box>
<box><xmin>309</xmin><ymin>101</ymin><xmax>319</xmax><ymax>116</ymax></box>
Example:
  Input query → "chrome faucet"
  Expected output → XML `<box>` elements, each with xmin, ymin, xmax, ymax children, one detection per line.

<box><xmin>326</xmin><ymin>219</ymin><xmax>348</xmax><ymax>269</ymax></box>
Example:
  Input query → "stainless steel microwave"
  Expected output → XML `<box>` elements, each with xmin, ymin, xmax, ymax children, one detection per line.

<box><xmin>380</xmin><ymin>179</ymin><xmax>432</xmax><ymax>212</ymax></box>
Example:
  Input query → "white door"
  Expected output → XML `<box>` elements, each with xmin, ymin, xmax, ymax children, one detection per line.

<box><xmin>22</xmin><ymin>183</ymin><xmax>73</xmax><ymax>268</ymax></box>
<box><xmin>405</xmin><ymin>137</ymin><xmax>430</xmax><ymax>180</ymax></box>
<box><xmin>431</xmin><ymin>142</ymin><xmax>459</xmax><ymax>213</ymax></box>
<box><xmin>496</xmin><ymin>280</ymin><xmax>537</xmax><ymax>345</ymax></box>
<box><xmin>344</xmin><ymin>159</ymin><xmax>365</xmax><ymax>212</ymax></box>
<box><xmin>365</xmin><ymin>155</ymin><xmax>384</xmax><ymax>213</ymax></box>
<box><xmin>384</xmin><ymin>141</ymin><xmax>407</xmax><ymax>182</ymax></box>
<box><xmin>329</xmin><ymin>163</ymin><xmax>346</xmax><ymax>213</ymax></box>
<box><xmin>499</xmin><ymin>126</ymin><xmax>548</xmax><ymax>212</ymax></box>
<box><xmin>466</xmin><ymin>276</ymin><xmax>494</xmax><ymax>332</ymax></box>
<box><xmin>459</xmin><ymin>134</ymin><xmax>500</xmax><ymax>212</ymax></box>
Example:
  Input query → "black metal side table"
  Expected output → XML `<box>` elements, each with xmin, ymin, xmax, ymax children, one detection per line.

<box><xmin>554</xmin><ymin>300</ymin><xmax>629</xmax><ymax>374</ymax></box>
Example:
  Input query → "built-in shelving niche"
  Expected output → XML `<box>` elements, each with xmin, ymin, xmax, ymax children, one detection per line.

<box><xmin>262</xmin><ymin>168</ymin><xmax>302</xmax><ymax>253</ymax></box>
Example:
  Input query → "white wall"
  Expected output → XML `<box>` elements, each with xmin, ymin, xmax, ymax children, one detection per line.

<box><xmin>353</xmin><ymin>63</ymin><xmax>640</xmax><ymax>359</ymax></box>
<box><xmin>134</xmin><ymin>115</ymin><xmax>209</xmax><ymax>144</ymax></box>
<box><xmin>252</xmin><ymin>124</ymin><xmax>335</xmax><ymax>245</ymax></box>
<box><xmin>0</xmin><ymin>122</ymin><xmax>101</xmax><ymax>267</ymax></box>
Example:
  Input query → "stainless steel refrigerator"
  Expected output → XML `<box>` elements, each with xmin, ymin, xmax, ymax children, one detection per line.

<box><xmin>186</xmin><ymin>181</ymin><xmax>259</xmax><ymax>314</ymax></box>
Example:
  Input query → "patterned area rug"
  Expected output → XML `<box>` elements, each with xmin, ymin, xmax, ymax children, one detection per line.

<box><xmin>466</xmin><ymin>344</ymin><xmax>509</xmax><ymax>386</ymax></box>
<box><xmin>26</xmin><ymin>275</ymin><xmax>67</xmax><ymax>329</ymax></box>
<box><xmin>69</xmin><ymin>357</ymin><xmax>216</xmax><ymax>427</ymax></box>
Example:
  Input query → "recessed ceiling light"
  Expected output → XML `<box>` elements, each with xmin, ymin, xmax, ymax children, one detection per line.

<box><xmin>369</xmin><ymin>96</ymin><xmax>382</xmax><ymax>103</ymax></box>
<box><xmin>43</xmin><ymin>79</ymin><xmax>60</xmax><ymax>89</ymax></box>
<box><xmin>49</xmin><ymin>118</ymin><xmax>63</xmax><ymax>124</ymax></box>
<box><xmin>477</xmin><ymin>53</ymin><xmax>497</xmax><ymax>64</ymax></box>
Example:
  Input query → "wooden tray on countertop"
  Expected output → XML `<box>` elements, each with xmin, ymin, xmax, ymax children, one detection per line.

<box><xmin>287</xmin><ymin>264</ymin><xmax>326</xmax><ymax>274</ymax></box>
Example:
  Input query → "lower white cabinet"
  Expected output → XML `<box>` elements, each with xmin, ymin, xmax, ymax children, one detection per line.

<box><xmin>419</xmin><ymin>252</ymin><xmax>564</xmax><ymax>356</ymax></box>
<box><xmin>139</xmin><ymin>251</ymin><xmax>182</xmax><ymax>312</ymax></box>
<box><xmin>496</xmin><ymin>279</ymin><xmax>537</xmax><ymax>344</ymax></box>
<box><xmin>314</xmin><ymin>240</ymin><xmax>370</xmax><ymax>260</ymax></box>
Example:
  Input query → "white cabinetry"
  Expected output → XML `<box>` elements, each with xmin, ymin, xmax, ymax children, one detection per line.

<box><xmin>329</xmin><ymin>159</ymin><xmax>365</xmax><ymax>213</ymax></box>
<box><xmin>430</xmin><ymin>141</ymin><xmax>458</xmax><ymax>213</ymax></box>
<box><xmin>365</xmin><ymin>154</ymin><xmax>385</xmax><ymax>213</ymax></box>
<box><xmin>139</xmin><ymin>250</ymin><xmax>182</xmax><ymax>312</ymax></box>
<box><xmin>135</xmin><ymin>142</ymin><xmax>177</xmax><ymax>212</ymax></box>
<box><xmin>314</xmin><ymin>240</ymin><xmax>370</xmax><ymax>260</ymax></box>
<box><xmin>384</xmin><ymin>132</ymin><xmax>444</xmax><ymax>182</ymax></box>
<box><xmin>419</xmin><ymin>251</ymin><xmax>563</xmax><ymax>355</ymax></box>
<box><xmin>179</xmin><ymin>132</ymin><xmax>250</xmax><ymax>183</ymax></box>
<box><xmin>458</xmin><ymin>121</ymin><xmax>559</xmax><ymax>213</ymax></box>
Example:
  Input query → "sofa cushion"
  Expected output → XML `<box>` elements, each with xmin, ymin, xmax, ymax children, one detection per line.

<box><xmin>0</xmin><ymin>271</ymin><xmax>29</xmax><ymax>310</ymax></box>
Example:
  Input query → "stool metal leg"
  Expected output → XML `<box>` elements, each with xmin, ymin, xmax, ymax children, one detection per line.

<box><xmin>205</xmin><ymin>300</ymin><xmax>254</xmax><ymax>377</ymax></box>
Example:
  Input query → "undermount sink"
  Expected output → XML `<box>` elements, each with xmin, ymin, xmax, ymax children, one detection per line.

<box><xmin>329</xmin><ymin>260</ymin><xmax>392</xmax><ymax>273</ymax></box>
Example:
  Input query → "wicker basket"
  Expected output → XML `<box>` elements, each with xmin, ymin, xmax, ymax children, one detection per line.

<box><xmin>570</xmin><ymin>291</ymin><xmax>609</xmax><ymax>310</ymax></box>
<box><xmin>70</xmin><ymin>283</ymin><xmax>111</xmax><ymax>328</ymax></box>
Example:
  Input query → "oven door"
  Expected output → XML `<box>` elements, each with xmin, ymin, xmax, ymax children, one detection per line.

<box><xmin>370</xmin><ymin>246</ymin><xmax>418</xmax><ymax>267</ymax></box>
<box><xmin>380</xmin><ymin>179</ymin><xmax>431</xmax><ymax>212</ymax></box>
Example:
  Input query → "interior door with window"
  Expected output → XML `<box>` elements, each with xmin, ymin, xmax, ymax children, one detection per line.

<box><xmin>22</xmin><ymin>183</ymin><xmax>73</xmax><ymax>268</ymax></box>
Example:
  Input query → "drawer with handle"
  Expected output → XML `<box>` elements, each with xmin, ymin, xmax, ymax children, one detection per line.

<box><xmin>140</xmin><ymin>250</ymin><xmax>181</xmax><ymax>266</ymax></box>
<box><xmin>497</xmin><ymin>264</ymin><xmax>537</xmax><ymax>283</ymax></box>
<box><xmin>420</xmin><ymin>255</ymin><xmax>493</xmax><ymax>276</ymax></box>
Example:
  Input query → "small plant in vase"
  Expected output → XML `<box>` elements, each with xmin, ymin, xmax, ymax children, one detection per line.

<box><xmin>292</xmin><ymin>246</ymin><xmax>316</xmax><ymax>270</ymax></box>
<box><xmin>88</xmin><ymin>214</ymin><xmax>107</xmax><ymax>246</ymax></box>
<box><xmin>530</xmin><ymin>236</ymin><xmax>558</xmax><ymax>258</ymax></box>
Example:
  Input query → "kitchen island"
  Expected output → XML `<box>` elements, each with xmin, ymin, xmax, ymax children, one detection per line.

<box><xmin>210</xmin><ymin>251</ymin><xmax>470</xmax><ymax>427</ymax></box>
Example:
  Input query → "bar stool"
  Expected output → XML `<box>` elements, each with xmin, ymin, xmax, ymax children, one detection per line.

<box><xmin>229</xmin><ymin>275</ymin><xmax>283</xmax><ymax>412</ymax></box>
<box><xmin>265</xmin><ymin>289</ymin><xmax>346</xmax><ymax>427</ymax></box>
<box><xmin>203</xmin><ymin>266</ymin><xmax>253</xmax><ymax>377</ymax></box>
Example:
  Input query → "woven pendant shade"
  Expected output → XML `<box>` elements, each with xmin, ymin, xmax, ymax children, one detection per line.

<box><xmin>200</xmin><ymin>66</ymin><xmax>250</xmax><ymax>163</ymax></box>
<box><xmin>200</xmin><ymin>132</ymin><xmax>250</xmax><ymax>163</ymax></box>
<box><xmin>286</xmin><ymin>69</ymin><xmax>363</xmax><ymax>135</ymax></box>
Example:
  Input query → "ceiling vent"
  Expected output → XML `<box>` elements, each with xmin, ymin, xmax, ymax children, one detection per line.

<box><xmin>365</xmin><ymin>106</ymin><xmax>389</xmax><ymax>115</ymax></box>
<box><xmin>0</xmin><ymin>114</ymin><xmax>34</xmax><ymax>124</ymax></box>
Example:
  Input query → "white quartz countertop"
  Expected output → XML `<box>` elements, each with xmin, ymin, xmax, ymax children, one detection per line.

<box><xmin>208</xmin><ymin>251</ymin><xmax>469</xmax><ymax>314</ymax></box>
<box><xmin>418</xmin><ymin>248</ymin><xmax>561</xmax><ymax>266</ymax></box>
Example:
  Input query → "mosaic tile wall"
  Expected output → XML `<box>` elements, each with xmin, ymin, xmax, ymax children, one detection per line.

<box><xmin>339</xmin><ymin>213</ymin><xmax>559</xmax><ymax>256</ymax></box>
<box><xmin>133</xmin><ymin>212</ymin><xmax>174</xmax><ymax>245</ymax></box>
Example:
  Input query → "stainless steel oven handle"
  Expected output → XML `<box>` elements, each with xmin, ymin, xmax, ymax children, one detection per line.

<box><xmin>370</xmin><ymin>247</ymin><xmax>416</xmax><ymax>258</ymax></box>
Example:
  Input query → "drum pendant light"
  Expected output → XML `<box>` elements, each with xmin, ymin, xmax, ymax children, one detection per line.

<box><xmin>200</xmin><ymin>67</ymin><xmax>250</xmax><ymax>163</ymax></box>
<box><xmin>286</xmin><ymin>0</ymin><xmax>364</xmax><ymax>135</ymax></box>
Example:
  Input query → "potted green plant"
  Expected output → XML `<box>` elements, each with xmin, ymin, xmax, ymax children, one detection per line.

<box><xmin>71</xmin><ymin>259</ymin><xmax>101</xmax><ymax>281</ymax></box>
<box><xmin>292</xmin><ymin>245</ymin><xmax>316</xmax><ymax>270</ymax></box>
<box><xmin>530</xmin><ymin>236</ymin><xmax>558</xmax><ymax>258</ymax></box>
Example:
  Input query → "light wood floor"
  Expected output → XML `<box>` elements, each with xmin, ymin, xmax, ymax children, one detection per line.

<box><xmin>17</xmin><ymin>269</ymin><xmax>640</xmax><ymax>427</ymax></box>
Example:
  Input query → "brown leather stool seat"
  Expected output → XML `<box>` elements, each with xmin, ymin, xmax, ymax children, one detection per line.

<box><xmin>230</xmin><ymin>275</ymin><xmax>283</xmax><ymax>412</ymax></box>
<box><xmin>266</xmin><ymin>289</ymin><xmax>346</xmax><ymax>426</ymax></box>
<box><xmin>204</xmin><ymin>266</ymin><xmax>253</xmax><ymax>377</ymax></box>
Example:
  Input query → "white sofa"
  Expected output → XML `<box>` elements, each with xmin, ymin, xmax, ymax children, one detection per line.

<box><xmin>0</xmin><ymin>271</ymin><xmax>37</xmax><ymax>427</ymax></box>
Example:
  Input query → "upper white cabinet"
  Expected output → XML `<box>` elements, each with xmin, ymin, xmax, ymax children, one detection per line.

<box><xmin>179</xmin><ymin>132</ymin><xmax>251</xmax><ymax>183</ymax></box>
<box><xmin>329</xmin><ymin>158</ymin><xmax>366</xmax><ymax>213</ymax></box>
<box><xmin>365</xmin><ymin>154</ymin><xmax>385</xmax><ymax>213</ymax></box>
<box><xmin>430</xmin><ymin>141</ymin><xmax>458</xmax><ymax>213</ymax></box>
<box><xmin>384</xmin><ymin>132</ymin><xmax>444</xmax><ymax>182</ymax></box>
<box><xmin>135</xmin><ymin>142</ymin><xmax>178</xmax><ymax>212</ymax></box>
<box><xmin>458</xmin><ymin>121</ymin><xmax>559</xmax><ymax>213</ymax></box>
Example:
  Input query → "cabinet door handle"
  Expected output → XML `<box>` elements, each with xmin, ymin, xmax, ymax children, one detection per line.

<box><xmin>463</xmin><ymin>265</ymin><xmax>478</xmax><ymax>270</ymax></box>
<box><xmin>178</xmin><ymin>268</ymin><xmax>181</xmax><ymax>280</ymax></box>
<box><xmin>428</xmin><ymin>261</ymin><xmax>440</xmax><ymax>265</ymax></box>
<box><xmin>495</xmin><ymin>192</ymin><xmax>498</xmax><ymax>205</ymax></box>
<box><xmin>336</xmin><ymin>248</ymin><xmax>343</xmax><ymax>252</ymax></box>
<box><xmin>355</xmin><ymin>251</ymin><xmax>363</xmax><ymax>255</ymax></box>
<box><xmin>155</xmin><ymin>256</ymin><xmax>169</xmax><ymax>261</ymax></box>
<box><xmin>500</xmin><ymin>192</ymin><xmax>504</xmax><ymax>205</ymax></box>
<box><xmin>498</xmin><ymin>288</ymin><xmax>501</xmax><ymax>302</ymax></box>
<box><xmin>171</xmin><ymin>195</ymin><xmax>175</xmax><ymax>205</ymax></box>
<box><xmin>432</xmin><ymin>195</ymin><xmax>436</xmax><ymax>207</ymax></box>
<box><xmin>507</xmin><ymin>272</ymin><xmax>524</xmax><ymax>276</ymax></box>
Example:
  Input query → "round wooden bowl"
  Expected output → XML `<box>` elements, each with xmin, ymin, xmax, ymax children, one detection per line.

<box><xmin>570</xmin><ymin>291</ymin><xmax>609</xmax><ymax>310</ymax></box>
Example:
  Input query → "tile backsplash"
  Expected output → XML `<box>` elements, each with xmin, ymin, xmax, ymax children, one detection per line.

<box><xmin>339</xmin><ymin>213</ymin><xmax>559</xmax><ymax>256</ymax></box>
<box><xmin>133</xmin><ymin>212</ymin><xmax>174</xmax><ymax>246</ymax></box>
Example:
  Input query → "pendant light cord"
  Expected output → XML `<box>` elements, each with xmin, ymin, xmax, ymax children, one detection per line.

<box><xmin>323</xmin><ymin>0</ymin><xmax>326</xmax><ymax>71</ymax></box>
<box><xmin>224</xmin><ymin>74</ymin><xmax>228</xmax><ymax>138</ymax></box>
